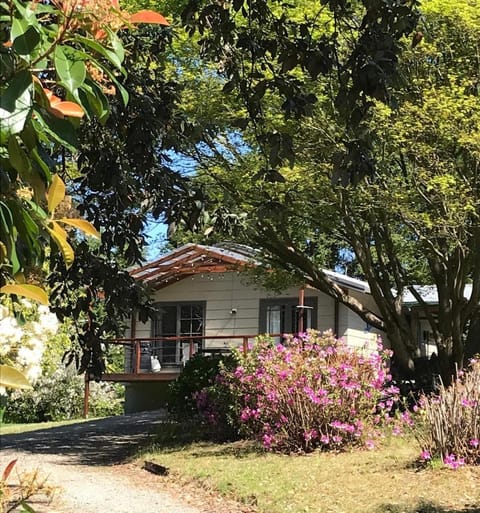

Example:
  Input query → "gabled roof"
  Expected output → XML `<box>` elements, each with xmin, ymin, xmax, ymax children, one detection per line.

<box><xmin>131</xmin><ymin>243</ymin><xmax>372</xmax><ymax>293</ymax></box>
<box><xmin>130</xmin><ymin>243</ymin><xmax>253</xmax><ymax>289</ymax></box>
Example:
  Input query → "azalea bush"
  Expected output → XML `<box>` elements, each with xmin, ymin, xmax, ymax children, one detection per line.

<box><xmin>196</xmin><ymin>331</ymin><xmax>398</xmax><ymax>452</ymax></box>
<box><xmin>413</xmin><ymin>359</ymin><xmax>480</xmax><ymax>469</ymax></box>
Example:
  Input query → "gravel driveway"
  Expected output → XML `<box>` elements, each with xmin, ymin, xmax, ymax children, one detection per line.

<box><xmin>0</xmin><ymin>411</ymin><xmax>247</xmax><ymax>513</ymax></box>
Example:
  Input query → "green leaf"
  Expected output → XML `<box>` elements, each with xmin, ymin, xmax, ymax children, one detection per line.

<box><xmin>47</xmin><ymin>174</ymin><xmax>65</xmax><ymax>213</ymax></box>
<box><xmin>25</xmin><ymin>199</ymin><xmax>48</xmax><ymax>220</ymax></box>
<box><xmin>12</xmin><ymin>0</ymin><xmax>37</xmax><ymax>24</ymax></box>
<box><xmin>88</xmin><ymin>56</ymin><xmax>129</xmax><ymax>105</ymax></box>
<box><xmin>0</xmin><ymin>70</ymin><xmax>33</xmax><ymax>143</ymax></box>
<box><xmin>0</xmin><ymin>284</ymin><xmax>49</xmax><ymax>305</ymax></box>
<box><xmin>19</xmin><ymin>123</ymin><xmax>37</xmax><ymax>150</ymax></box>
<box><xmin>8</xmin><ymin>135</ymin><xmax>31</xmax><ymax>177</ymax></box>
<box><xmin>31</xmin><ymin>147</ymin><xmax>53</xmax><ymax>183</ymax></box>
<box><xmin>54</xmin><ymin>45</ymin><xmax>87</xmax><ymax>94</ymax></box>
<box><xmin>74</xmin><ymin>79</ymin><xmax>110</xmax><ymax>121</ymax></box>
<box><xmin>74</xmin><ymin>34</ymin><xmax>124</xmax><ymax>70</ymax></box>
<box><xmin>0</xmin><ymin>200</ymin><xmax>13</xmax><ymax>236</ymax></box>
<box><xmin>12</xmin><ymin>24</ymin><xmax>40</xmax><ymax>56</ymax></box>
<box><xmin>106</xmin><ymin>29</ymin><xmax>125</xmax><ymax>66</ymax></box>
<box><xmin>33</xmin><ymin>108</ymin><xmax>78</xmax><ymax>151</ymax></box>
<box><xmin>6</xmin><ymin>199</ymin><xmax>40</xmax><ymax>256</ymax></box>
<box><xmin>0</xmin><ymin>365</ymin><xmax>32</xmax><ymax>390</ymax></box>
<box><xmin>20</xmin><ymin>502</ymin><xmax>37</xmax><ymax>513</ymax></box>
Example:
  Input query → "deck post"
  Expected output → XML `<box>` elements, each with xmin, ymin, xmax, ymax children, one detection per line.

<box><xmin>189</xmin><ymin>340</ymin><xmax>194</xmax><ymax>358</ymax></box>
<box><xmin>134</xmin><ymin>340</ymin><xmax>141</xmax><ymax>373</ymax></box>
<box><xmin>83</xmin><ymin>373</ymin><xmax>90</xmax><ymax>419</ymax></box>
<box><xmin>298</xmin><ymin>287</ymin><xmax>305</xmax><ymax>334</ymax></box>
<box><xmin>242</xmin><ymin>336</ymin><xmax>248</xmax><ymax>353</ymax></box>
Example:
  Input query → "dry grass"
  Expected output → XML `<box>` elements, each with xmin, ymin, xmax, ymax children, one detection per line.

<box><xmin>142</xmin><ymin>433</ymin><xmax>480</xmax><ymax>513</ymax></box>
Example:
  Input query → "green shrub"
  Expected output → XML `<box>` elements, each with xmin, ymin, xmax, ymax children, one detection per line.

<box><xmin>413</xmin><ymin>359</ymin><xmax>480</xmax><ymax>468</ymax></box>
<box><xmin>5</xmin><ymin>367</ymin><xmax>124</xmax><ymax>423</ymax></box>
<box><xmin>168</xmin><ymin>352</ymin><xmax>237</xmax><ymax>420</ymax></box>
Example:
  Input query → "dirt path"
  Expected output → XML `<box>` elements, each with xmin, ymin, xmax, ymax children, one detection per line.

<box><xmin>0</xmin><ymin>411</ymin><xmax>247</xmax><ymax>513</ymax></box>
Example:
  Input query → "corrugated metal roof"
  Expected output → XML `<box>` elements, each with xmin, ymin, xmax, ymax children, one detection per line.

<box><xmin>402</xmin><ymin>284</ymin><xmax>473</xmax><ymax>305</ymax></box>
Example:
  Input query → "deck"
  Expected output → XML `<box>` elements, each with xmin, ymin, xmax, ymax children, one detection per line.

<box><xmin>83</xmin><ymin>334</ymin><xmax>262</xmax><ymax>417</ymax></box>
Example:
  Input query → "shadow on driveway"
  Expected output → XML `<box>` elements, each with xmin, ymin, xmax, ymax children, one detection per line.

<box><xmin>0</xmin><ymin>410</ymin><xmax>167</xmax><ymax>466</ymax></box>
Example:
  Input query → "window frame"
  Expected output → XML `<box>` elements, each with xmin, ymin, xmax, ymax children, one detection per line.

<box><xmin>151</xmin><ymin>301</ymin><xmax>206</xmax><ymax>364</ymax></box>
<box><xmin>258</xmin><ymin>296</ymin><xmax>318</xmax><ymax>335</ymax></box>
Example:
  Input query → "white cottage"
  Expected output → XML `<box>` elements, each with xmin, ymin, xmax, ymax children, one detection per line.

<box><xmin>95</xmin><ymin>243</ymin><xmax>383</xmax><ymax>412</ymax></box>
<box><xmin>127</xmin><ymin>243</ymin><xmax>381</xmax><ymax>363</ymax></box>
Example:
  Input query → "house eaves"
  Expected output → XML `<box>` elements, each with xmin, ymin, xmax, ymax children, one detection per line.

<box><xmin>131</xmin><ymin>243</ymin><xmax>372</xmax><ymax>295</ymax></box>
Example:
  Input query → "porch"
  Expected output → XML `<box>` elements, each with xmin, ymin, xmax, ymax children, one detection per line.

<box><xmin>83</xmin><ymin>334</ymin><xmax>259</xmax><ymax>417</ymax></box>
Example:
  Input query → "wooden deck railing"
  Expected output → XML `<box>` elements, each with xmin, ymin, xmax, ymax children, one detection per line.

<box><xmin>105</xmin><ymin>334</ymin><xmax>265</xmax><ymax>374</ymax></box>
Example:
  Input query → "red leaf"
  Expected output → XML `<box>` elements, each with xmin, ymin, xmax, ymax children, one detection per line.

<box><xmin>2</xmin><ymin>459</ymin><xmax>17</xmax><ymax>481</ymax></box>
<box><xmin>94</xmin><ymin>29</ymin><xmax>107</xmax><ymax>40</ymax></box>
<box><xmin>129</xmin><ymin>10</ymin><xmax>169</xmax><ymax>25</ymax></box>
<box><xmin>48</xmin><ymin>101</ymin><xmax>85</xmax><ymax>119</ymax></box>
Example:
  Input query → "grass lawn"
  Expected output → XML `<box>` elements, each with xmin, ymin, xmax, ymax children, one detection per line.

<box><xmin>0</xmin><ymin>417</ymin><xmax>93</xmax><ymax>435</ymax></box>
<box><xmin>142</xmin><ymin>429</ymin><xmax>480</xmax><ymax>513</ymax></box>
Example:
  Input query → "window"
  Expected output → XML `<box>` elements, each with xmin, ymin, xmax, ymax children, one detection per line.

<box><xmin>259</xmin><ymin>297</ymin><xmax>317</xmax><ymax>342</ymax></box>
<box><xmin>152</xmin><ymin>302</ymin><xmax>205</xmax><ymax>365</ymax></box>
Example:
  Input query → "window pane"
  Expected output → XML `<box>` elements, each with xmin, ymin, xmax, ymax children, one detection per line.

<box><xmin>180</xmin><ymin>305</ymin><xmax>192</xmax><ymax>319</ymax></box>
<box><xmin>191</xmin><ymin>304</ymin><xmax>203</xmax><ymax>318</ymax></box>
<box><xmin>180</xmin><ymin>319</ymin><xmax>191</xmax><ymax>334</ymax></box>
<box><xmin>154</xmin><ymin>305</ymin><xmax>176</xmax><ymax>336</ymax></box>
<box><xmin>191</xmin><ymin>318</ymin><xmax>203</xmax><ymax>334</ymax></box>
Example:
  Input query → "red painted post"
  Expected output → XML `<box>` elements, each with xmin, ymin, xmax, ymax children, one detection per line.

<box><xmin>135</xmin><ymin>340</ymin><xmax>141</xmax><ymax>373</ymax></box>
<box><xmin>298</xmin><ymin>287</ymin><xmax>305</xmax><ymax>334</ymax></box>
<box><xmin>83</xmin><ymin>373</ymin><xmax>90</xmax><ymax>419</ymax></box>
<box><xmin>243</xmin><ymin>336</ymin><xmax>248</xmax><ymax>354</ymax></box>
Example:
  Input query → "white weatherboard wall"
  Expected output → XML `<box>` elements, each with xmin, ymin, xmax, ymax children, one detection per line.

<box><xmin>131</xmin><ymin>272</ymin><xmax>378</xmax><ymax>346</ymax></box>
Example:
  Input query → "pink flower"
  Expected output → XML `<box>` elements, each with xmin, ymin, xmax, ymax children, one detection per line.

<box><xmin>420</xmin><ymin>450</ymin><xmax>431</xmax><ymax>461</ymax></box>
<box><xmin>365</xmin><ymin>439</ymin><xmax>375</xmax><ymax>450</ymax></box>
<box><xmin>303</xmin><ymin>429</ymin><xmax>318</xmax><ymax>442</ymax></box>
<box><xmin>443</xmin><ymin>454</ymin><xmax>465</xmax><ymax>470</ymax></box>
<box><xmin>469</xmin><ymin>439</ymin><xmax>479</xmax><ymax>448</ymax></box>
<box><xmin>263</xmin><ymin>433</ymin><xmax>274</xmax><ymax>448</ymax></box>
<box><xmin>234</xmin><ymin>366</ymin><xmax>245</xmax><ymax>378</ymax></box>
<box><xmin>320</xmin><ymin>434</ymin><xmax>330</xmax><ymax>444</ymax></box>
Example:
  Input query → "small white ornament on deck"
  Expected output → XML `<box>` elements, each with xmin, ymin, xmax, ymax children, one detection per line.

<box><xmin>150</xmin><ymin>355</ymin><xmax>161</xmax><ymax>373</ymax></box>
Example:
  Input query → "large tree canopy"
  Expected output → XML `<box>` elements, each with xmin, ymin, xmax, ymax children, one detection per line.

<box><xmin>168</xmin><ymin>0</ymin><xmax>480</xmax><ymax>382</ymax></box>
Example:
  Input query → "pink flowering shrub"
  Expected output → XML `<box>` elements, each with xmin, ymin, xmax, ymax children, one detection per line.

<box><xmin>413</xmin><ymin>358</ymin><xmax>480</xmax><ymax>467</ymax></box>
<box><xmin>200</xmin><ymin>330</ymin><xmax>397</xmax><ymax>453</ymax></box>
